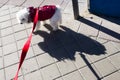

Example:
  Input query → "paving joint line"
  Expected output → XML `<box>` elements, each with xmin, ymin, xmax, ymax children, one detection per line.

<box><xmin>0</xmin><ymin>52</ymin><xmax>45</xmax><ymax>70</ymax></box>
<box><xmin>24</xmin><ymin>66</ymin><xmax>84</xmax><ymax>80</ymax></box>
<box><xmin>98</xmin><ymin>37</ymin><xmax>120</xmax><ymax>43</ymax></box>
<box><xmin>0</xmin><ymin>27</ymin><xmax>32</xmax><ymax>38</ymax></box>
<box><xmin>19</xmin><ymin>0</ymin><xmax>27</xmax><ymax>6</ymax></box>
<box><xmin>38</xmin><ymin>0</ymin><xmax>45</xmax><ymax>7</ymax></box>
<box><xmin>88</xmin><ymin>51</ymin><xmax>120</xmax><ymax>79</ymax></box>
<box><xmin>96</xmin><ymin>20</ymin><xmax>103</xmax><ymax>40</ymax></box>
<box><xmin>111</xmin><ymin>41</ymin><xmax>120</xmax><ymax>51</ymax></box>
<box><xmin>77</xmin><ymin>21</ymin><xmax>82</xmax><ymax>33</ymax></box>
<box><xmin>85</xmin><ymin>54</ymin><xmax>103</xmax><ymax>79</ymax></box>
<box><xmin>87</xmin><ymin>51</ymin><xmax>120</xmax><ymax>66</ymax></box>
<box><xmin>0</xmin><ymin>17</ymin><xmax>15</xmax><ymax>23</ymax></box>
<box><xmin>3</xmin><ymin>42</ymin><xmax>45</xmax><ymax>57</ymax></box>
<box><xmin>107</xmin><ymin>53</ymin><xmax>120</xmax><ymax>71</ymax></box>
<box><xmin>0</xmin><ymin>6</ymin><xmax>9</xmax><ymax>11</ymax></box>
<box><xmin>0</xmin><ymin>0</ymin><xmax>9</xmax><ymax>8</ymax></box>
<box><xmin>54</xmin><ymin>63</ymin><xmax>64</xmax><ymax>80</ymax></box>
<box><xmin>0</xmin><ymin>17</ymin><xmax>6</xmax><ymax>80</ymax></box>
<box><xmin>0</xmin><ymin>62</ymin><xmax>18</xmax><ymax>70</ymax></box>
<box><xmin>62</xmin><ymin>0</ymin><xmax>72</xmax><ymax>11</ymax></box>
<box><xmin>0</xmin><ymin>10</ymin><xmax>18</xmax><ymax>17</ymax></box>
<box><xmin>0</xmin><ymin>24</ymin><xmax>18</xmax><ymax>30</ymax></box>
<box><xmin>0</xmin><ymin>31</ymin><xmax>34</xmax><ymax>47</ymax></box>
<box><xmin>101</xmin><ymin>68</ymin><xmax>120</xmax><ymax>79</ymax></box>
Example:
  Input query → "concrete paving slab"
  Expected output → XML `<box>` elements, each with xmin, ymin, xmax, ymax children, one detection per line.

<box><xmin>16</xmin><ymin>38</ymin><xmax>28</xmax><ymax>50</ymax></box>
<box><xmin>5</xmin><ymin>64</ymin><xmax>22</xmax><ymax>80</ymax></box>
<box><xmin>0</xmin><ymin>5</ymin><xmax>9</xmax><ymax>10</ymax></box>
<box><xmin>22</xmin><ymin>58</ymin><xmax>39</xmax><ymax>74</ymax></box>
<box><xmin>4</xmin><ymin>52</ymin><xmax>18</xmax><ymax>67</ymax></box>
<box><xmin>94</xmin><ymin>59</ymin><xmax>117</xmax><ymax>77</ymax></box>
<box><xmin>0</xmin><ymin>69</ymin><xmax>5</xmax><ymax>80</ymax></box>
<box><xmin>79</xmin><ymin>66</ymin><xmax>99</xmax><ymax>80</ymax></box>
<box><xmin>108</xmin><ymin>52</ymin><xmax>120</xmax><ymax>69</ymax></box>
<box><xmin>31</xmin><ymin>35</ymin><xmax>44</xmax><ymax>45</ymax></box>
<box><xmin>102</xmin><ymin>71</ymin><xmax>120</xmax><ymax>80</ymax></box>
<box><xmin>41</xmin><ymin>64</ymin><xmax>61</xmax><ymax>80</ymax></box>
<box><xmin>41</xmin><ymin>0</ymin><xmax>63</xmax><ymax>6</ymax></box>
<box><xmin>0</xmin><ymin>9</ymin><xmax>9</xmax><ymax>16</ymax></box>
<box><xmin>111</xmin><ymin>42</ymin><xmax>120</xmax><ymax>51</ymax></box>
<box><xmin>14</xmin><ymin>30</ymin><xmax>28</xmax><ymax>41</ymax></box>
<box><xmin>57</xmin><ymin>60</ymin><xmax>76</xmax><ymax>75</ymax></box>
<box><xmin>63</xmin><ymin>70</ymin><xmax>83</xmax><ymax>80</ymax></box>
<box><xmin>36</xmin><ymin>53</ymin><xmax>55</xmax><ymax>68</ymax></box>
<box><xmin>32</xmin><ymin>44</ymin><xmax>45</xmax><ymax>55</ymax></box>
<box><xmin>78</xmin><ymin>22</ymin><xmax>99</xmax><ymax>36</ymax></box>
<box><xmin>22</xmin><ymin>0</ymin><xmax>44</xmax><ymax>7</ymax></box>
<box><xmin>0</xmin><ymin>57</ymin><xmax>3</xmax><ymax>69</ymax></box>
<box><xmin>0</xmin><ymin>20</ymin><xmax>12</xmax><ymax>29</ymax></box>
<box><xmin>2</xmin><ymin>34</ymin><xmax>15</xmax><ymax>45</ymax></box>
<box><xmin>1</xmin><ymin>27</ymin><xmax>13</xmax><ymax>37</ymax></box>
<box><xmin>0</xmin><ymin>47</ymin><xmax>2</xmax><ymax>57</ymax></box>
<box><xmin>86</xmin><ymin>53</ymin><xmax>106</xmax><ymax>63</ymax></box>
<box><xmin>0</xmin><ymin>15</ymin><xmax>10</xmax><ymax>22</ymax></box>
<box><xmin>103</xmin><ymin>42</ymin><xmax>119</xmax><ymax>55</ymax></box>
<box><xmin>24</xmin><ymin>70</ymin><xmax>43</xmax><ymax>80</ymax></box>
<box><xmin>7</xmin><ymin>0</ymin><xmax>25</xmax><ymax>6</ymax></box>
<box><xmin>71</xmin><ymin>53</ymin><xmax>86</xmax><ymax>69</ymax></box>
<box><xmin>0</xmin><ymin>0</ymin><xmax>120</xmax><ymax>80</ymax></box>
<box><xmin>13</xmin><ymin>24</ymin><xmax>26</xmax><ymax>32</ymax></box>
<box><xmin>101</xmin><ymin>19</ymin><xmax>120</xmax><ymax>34</ymax></box>
<box><xmin>2</xmin><ymin>43</ymin><xmax>17</xmax><ymax>55</ymax></box>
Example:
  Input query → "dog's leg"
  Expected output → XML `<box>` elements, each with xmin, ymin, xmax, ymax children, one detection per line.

<box><xmin>41</xmin><ymin>21</ymin><xmax>46</xmax><ymax>25</ymax></box>
<box><xmin>50</xmin><ymin>21</ymin><xmax>58</xmax><ymax>31</ymax></box>
<box><xmin>58</xmin><ymin>11</ymin><xmax>62</xmax><ymax>25</ymax></box>
<box><xmin>35</xmin><ymin>21</ymin><xmax>41</xmax><ymax>31</ymax></box>
<box><xmin>59</xmin><ymin>17</ymin><xmax>62</xmax><ymax>25</ymax></box>
<box><xmin>49</xmin><ymin>7</ymin><xmax>61</xmax><ymax>31</ymax></box>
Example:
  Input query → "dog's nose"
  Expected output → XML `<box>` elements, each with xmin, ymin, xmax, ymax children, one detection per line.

<box><xmin>20</xmin><ymin>23</ymin><xmax>23</xmax><ymax>24</ymax></box>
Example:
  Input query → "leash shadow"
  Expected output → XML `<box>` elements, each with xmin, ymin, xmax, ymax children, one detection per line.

<box><xmin>34</xmin><ymin>25</ymin><xmax>106</xmax><ymax>61</ymax></box>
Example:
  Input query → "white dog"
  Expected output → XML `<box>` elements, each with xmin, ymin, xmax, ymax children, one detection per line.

<box><xmin>16</xmin><ymin>5</ymin><xmax>62</xmax><ymax>31</ymax></box>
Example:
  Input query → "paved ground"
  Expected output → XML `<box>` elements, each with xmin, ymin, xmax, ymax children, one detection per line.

<box><xmin>0</xmin><ymin>0</ymin><xmax>120</xmax><ymax>80</ymax></box>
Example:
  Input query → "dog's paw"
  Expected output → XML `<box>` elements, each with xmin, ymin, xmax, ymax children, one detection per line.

<box><xmin>52</xmin><ymin>27</ymin><xmax>58</xmax><ymax>31</ymax></box>
<box><xmin>53</xmin><ymin>29</ymin><xmax>58</xmax><ymax>31</ymax></box>
<box><xmin>51</xmin><ymin>29</ymin><xmax>60</xmax><ymax>34</ymax></box>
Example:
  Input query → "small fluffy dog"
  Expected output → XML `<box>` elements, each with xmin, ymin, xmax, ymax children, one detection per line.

<box><xmin>16</xmin><ymin>5</ymin><xmax>62</xmax><ymax>31</ymax></box>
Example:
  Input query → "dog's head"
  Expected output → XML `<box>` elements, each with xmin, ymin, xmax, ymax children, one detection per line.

<box><xmin>16</xmin><ymin>8</ymin><xmax>30</xmax><ymax>24</ymax></box>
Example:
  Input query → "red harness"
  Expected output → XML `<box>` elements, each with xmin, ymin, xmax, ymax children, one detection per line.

<box><xmin>29</xmin><ymin>5</ymin><xmax>56</xmax><ymax>22</ymax></box>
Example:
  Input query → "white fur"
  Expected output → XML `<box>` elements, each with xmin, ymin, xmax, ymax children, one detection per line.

<box><xmin>16</xmin><ymin>8</ymin><xmax>29</xmax><ymax>24</ymax></box>
<box><xmin>16</xmin><ymin>5</ymin><xmax>62</xmax><ymax>31</ymax></box>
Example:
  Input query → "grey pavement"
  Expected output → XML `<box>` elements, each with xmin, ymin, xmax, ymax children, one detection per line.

<box><xmin>0</xmin><ymin>0</ymin><xmax>120</xmax><ymax>80</ymax></box>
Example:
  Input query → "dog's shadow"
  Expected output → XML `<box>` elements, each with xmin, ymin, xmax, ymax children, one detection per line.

<box><xmin>34</xmin><ymin>25</ymin><xmax>106</xmax><ymax>61</ymax></box>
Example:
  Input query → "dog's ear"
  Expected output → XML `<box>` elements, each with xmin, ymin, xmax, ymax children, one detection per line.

<box><xmin>27</xmin><ymin>6</ymin><xmax>35</xmax><ymax>22</ymax></box>
<box><xmin>27</xmin><ymin>6</ymin><xmax>34</xmax><ymax>11</ymax></box>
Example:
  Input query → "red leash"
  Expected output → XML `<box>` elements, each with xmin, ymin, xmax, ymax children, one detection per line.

<box><xmin>14</xmin><ymin>8</ymin><xmax>39</xmax><ymax>80</ymax></box>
